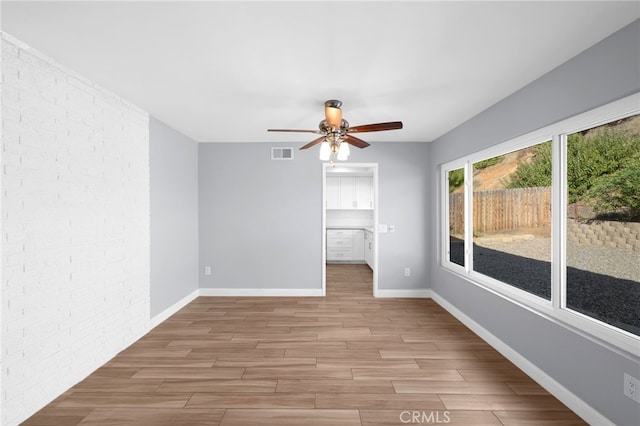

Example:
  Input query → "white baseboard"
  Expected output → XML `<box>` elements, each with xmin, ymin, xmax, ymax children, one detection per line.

<box><xmin>150</xmin><ymin>289</ymin><xmax>200</xmax><ymax>328</ymax></box>
<box><xmin>430</xmin><ymin>290</ymin><xmax>613</xmax><ymax>426</ymax></box>
<box><xmin>375</xmin><ymin>289</ymin><xmax>432</xmax><ymax>298</ymax></box>
<box><xmin>198</xmin><ymin>288</ymin><xmax>324</xmax><ymax>297</ymax></box>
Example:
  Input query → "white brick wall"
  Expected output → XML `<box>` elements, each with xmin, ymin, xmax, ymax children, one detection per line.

<box><xmin>0</xmin><ymin>22</ymin><xmax>4</xmax><ymax>426</ymax></box>
<box><xmin>1</xmin><ymin>34</ymin><xmax>150</xmax><ymax>425</ymax></box>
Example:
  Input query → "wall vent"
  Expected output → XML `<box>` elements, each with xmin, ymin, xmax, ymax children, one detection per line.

<box><xmin>271</xmin><ymin>147</ymin><xmax>294</xmax><ymax>160</ymax></box>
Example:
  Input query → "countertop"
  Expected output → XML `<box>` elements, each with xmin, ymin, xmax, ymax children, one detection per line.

<box><xmin>327</xmin><ymin>226</ymin><xmax>375</xmax><ymax>233</ymax></box>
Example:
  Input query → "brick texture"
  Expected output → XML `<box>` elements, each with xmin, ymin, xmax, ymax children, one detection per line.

<box><xmin>1</xmin><ymin>34</ymin><xmax>150</xmax><ymax>425</ymax></box>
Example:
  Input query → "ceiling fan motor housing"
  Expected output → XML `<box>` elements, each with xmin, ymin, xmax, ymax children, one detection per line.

<box><xmin>319</xmin><ymin>119</ymin><xmax>349</xmax><ymax>134</ymax></box>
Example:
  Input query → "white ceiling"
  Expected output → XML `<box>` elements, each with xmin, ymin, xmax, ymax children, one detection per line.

<box><xmin>2</xmin><ymin>1</ymin><xmax>639</xmax><ymax>144</ymax></box>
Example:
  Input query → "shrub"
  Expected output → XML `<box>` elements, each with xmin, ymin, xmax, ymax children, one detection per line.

<box><xmin>506</xmin><ymin>129</ymin><xmax>639</xmax><ymax>219</ymax></box>
<box><xmin>448</xmin><ymin>168</ymin><xmax>464</xmax><ymax>193</ymax></box>
<box><xmin>586</xmin><ymin>157</ymin><xmax>640</xmax><ymax>220</ymax></box>
<box><xmin>474</xmin><ymin>155</ymin><xmax>504</xmax><ymax>171</ymax></box>
<box><xmin>505</xmin><ymin>142</ymin><xmax>552</xmax><ymax>189</ymax></box>
<box><xmin>566</xmin><ymin>130</ymin><xmax>638</xmax><ymax>204</ymax></box>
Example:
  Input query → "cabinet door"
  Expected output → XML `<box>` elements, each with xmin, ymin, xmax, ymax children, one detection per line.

<box><xmin>326</xmin><ymin>177</ymin><xmax>340</xmax><ymax>209</ymax></box>
<box><xmin>327</xmin><ymin>176</ymin><xmax>373</xmax><ymax>210</ymax></box>
<box><xmin>364</xmin><ymin>231</ymin><xmax>374</xmax><ymax>268</ymax></box>
<box><xmin>352</xmin><ymin>230</ymin><xmax>365</xmax><ymax>260</ymax></box>
<box><xmin>355</xmin><ymin>177</ymin><xmax>373</xmax><ymax>209</ymax></box>
<box><xmin>339</xmin><ymin>177</ymin><xmax>356</xmax><ymax>208</ymax></box>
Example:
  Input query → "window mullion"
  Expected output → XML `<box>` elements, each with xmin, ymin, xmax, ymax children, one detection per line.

<box><xmin>464</xmin><ymin>161</ymin><xmax>473</xmax><ymax>273</ymax></box>
<box><xmin>551</xmin><ymin>134</ymin><xmax>565</xmax><ymax>309</ymax></box>
<box><xmin>560</xmin><ymin>134</ymin><xmax>568</xmax><ymax>310</ymax></box>
<box><xmin>442</xmin><ymin>167</ymin><xmax>450</xmax><ymax>264</ymax></box>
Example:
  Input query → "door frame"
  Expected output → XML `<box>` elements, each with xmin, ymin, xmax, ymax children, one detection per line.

<box><xmin>321</xmin><ymin>162</ymin><xmax>379</xmax><ymax>296</ymax></box>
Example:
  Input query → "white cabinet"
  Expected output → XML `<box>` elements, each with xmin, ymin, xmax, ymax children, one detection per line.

<box><xmin>327</xmin><ymin>229</ymin><xmax>353</xmax><ymax>261</ymax></box>
<box><xmin>326</xmin><ymin>176</ymin><xmax>373</xmax><ymax>209</ymax></box>
<box><xmin>327</xmin><ymin>229</ymin><xmax>365</xmax><ymax>263</ymax></box>
<box><xmin>352</xmin><ymin>230</ymin><xmax>365</xmax><ymax>260</ymax></box>
<box><xmin>364</xmin><ymin>229</ymin><xmax>374</xmax><ymax>269</ymax></box>
<box><xmin>339</xmin><ymin>177</ymin><xmax>357</xmax><ymax>209</ymax></box>
<box><xmin>326</xmin><ymin>177</ymin><xmax>340</xmax><ymax>209</ymax></box>
<box><xmin>355</xmin><ymin>177</ymin><xmax>373</xmax><ymax>210</ymax></box>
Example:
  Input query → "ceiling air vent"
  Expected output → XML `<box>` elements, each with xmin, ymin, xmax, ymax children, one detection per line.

<box><xmin>271</xmin><ymin>147</ymin><xmax>294</xmax><ymax>160</ymax></box>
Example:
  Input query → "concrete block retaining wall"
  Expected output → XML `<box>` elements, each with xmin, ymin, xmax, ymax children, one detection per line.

<box><xmin>567</xmin><ymin>219</ymin><xmax>640</xmax><ymax>251</ymax></box>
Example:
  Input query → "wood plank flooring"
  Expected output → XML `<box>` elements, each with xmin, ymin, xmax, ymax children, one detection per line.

<box><xmin>22</xmin><ymin>264</ymin><xmax>586</xmax><ymax>425</ymax></box>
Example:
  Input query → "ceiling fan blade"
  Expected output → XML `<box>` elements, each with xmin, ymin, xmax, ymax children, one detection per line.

<box><xmin>344</xmin><ymin>134</ymin><xmax>370</xmax><ymax>149</ymax></box>
<box><xmin>348</xmin><ymin>121</ymin><xmax>403</xmax><ymax>133</ymax></box>
<box><xmin>299</xmin><ymin>136</ymin><xmax>326</xmax><ymax>150</ymax></box>
<box><xmin>268</xmin><ymin>128</ymin><xmax>323</xmax><ymax>134</ymax></box>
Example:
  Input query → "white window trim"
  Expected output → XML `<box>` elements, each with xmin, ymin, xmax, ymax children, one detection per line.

<box><xmin>440</xmin><ymin>92</ymin><xmax>640</xmax><ymax>357</ymax></box>
<box><xmin>441</xmin><ymin>163</ymin><xmax>467</xmax><ymax>274</ymax></box>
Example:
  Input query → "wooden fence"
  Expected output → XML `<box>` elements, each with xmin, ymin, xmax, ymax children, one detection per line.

<box><xmin>449</xmin><ymin>187</ymin><xmax>551</xmax><ymax>235</ymax></box>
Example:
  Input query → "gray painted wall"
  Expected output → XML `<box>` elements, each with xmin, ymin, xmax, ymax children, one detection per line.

<box><xmin>198</xmin><ymin>142</ymin><xmax>430</xmax><ymax>291</ymax></box>
<box><xmin>429</xmin><ymin>20</ymin><xmax>640</xmax><ymax>425</ymax></box>
<box><xmin>150</xmin><ymin>117</ymin><xmax>199</xmax><ymax>316</ymax></box>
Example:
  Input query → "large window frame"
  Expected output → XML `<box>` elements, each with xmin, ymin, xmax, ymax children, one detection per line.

<box><xmin>440</xmin><ymin>93</ymin><xmax>640</xmax><ymax>356</ymax></box>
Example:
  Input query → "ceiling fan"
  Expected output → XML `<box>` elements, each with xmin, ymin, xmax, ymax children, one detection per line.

<box><xmin>267</xmin><ymin>100</ymin><xmax>403</xmax><ymax>163</ymax></box>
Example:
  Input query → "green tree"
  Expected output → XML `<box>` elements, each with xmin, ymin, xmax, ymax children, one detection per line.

<box><xmin>505</xmin><ymin>142</ymin><xmax>552</xmax><ymax>189</ymax></box>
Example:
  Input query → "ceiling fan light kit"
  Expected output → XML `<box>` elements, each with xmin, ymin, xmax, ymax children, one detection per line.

<box><xmin>268</xmin><ymin>99</ymin><xmax>403</xmax><ymax>166</ymax></box>
<box><xmin>319</xmin><ymin>141</ymin><xmax>331</xmax><ymax>161</ymax></box>
<box><xmin>337</xmin><ymin>140</ymin><xmax>350</xmax><ymax>161</ymax></box>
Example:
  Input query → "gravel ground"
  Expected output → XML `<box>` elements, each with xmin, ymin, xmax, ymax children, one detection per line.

<box><xmin>566</xmin><ymin>240</ymin><xmax>640</xmax><ymax>283</ymax></box>
<box><xmin>479</xmin><ymin>237</ymin><xmax>640</xmax><ymax>283</ymax></box>
<box><xmin>450</xmin><ymin>237</ymin><xmax>640</xmax><ymax>336</ymax></box>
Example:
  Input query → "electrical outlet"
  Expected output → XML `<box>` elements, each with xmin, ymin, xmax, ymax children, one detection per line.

<box><xmin>624</xmin><ymin>373</ymin><xmax>640</xmax><ymax>403</ymax></box>
<box><xmin>404</xmin><ymin>267</ymin><xmax>411</xmax><ymax>277</ymax></box>
<box><xmin>204</xmin><ymin>266</ymin><xmax>212</xmax><ymax>276</ymax></box>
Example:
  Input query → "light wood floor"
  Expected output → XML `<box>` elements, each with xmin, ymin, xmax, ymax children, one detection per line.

<box><xmin>23</xmin><ymin>264</ymin><xmax>585</xmax><ymax>425</ymax></box>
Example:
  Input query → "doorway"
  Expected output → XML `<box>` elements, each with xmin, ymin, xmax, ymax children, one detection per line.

<box><xmin>321</xmin><ymin>163</ymin><xmax>378</xmax><ymax>296</ymax></box>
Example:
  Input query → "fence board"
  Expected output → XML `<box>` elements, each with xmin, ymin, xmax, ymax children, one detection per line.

<box><xmin>449</xmin><ymin>187</ymin><xmax>551</xmax><ymax>234</ymax></box>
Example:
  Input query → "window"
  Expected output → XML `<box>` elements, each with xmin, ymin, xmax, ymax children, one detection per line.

<box><xmin>471</xmin><ymin>142</ymin><xmax>552</xmax><ymax>300</ymax></box>
<box><xmin>447</xmin><ymin>168</ymin><xmax>465</xmax><ymax>268</ymax></box>
<box><xmin>565</xmin><ymin>118</ymin><xmax>640</xmax><ymax>337</ymax></box>
<box><xmin>441</xmin><ymin>93</ymin><xmax>640</xmax><ymax>354</ymax></box>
